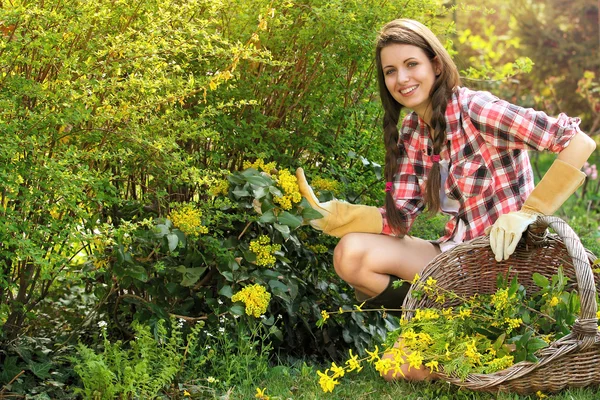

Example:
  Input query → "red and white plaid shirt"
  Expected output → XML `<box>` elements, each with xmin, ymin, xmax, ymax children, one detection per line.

<box><xmin>380</xmin><ymin>86</ymin><xmax>581</xmax><ymax>243</ymax></box>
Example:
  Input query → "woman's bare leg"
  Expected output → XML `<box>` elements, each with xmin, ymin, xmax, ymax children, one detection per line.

<box><xmin>333</xmin><ymin>232</ymin><xmax>441</xmax><ymax>381</ymax></box>
<box><xmin>333</xmin><ymin>233</ymin><xmax>441</xmax><ymax>297</ymax></box>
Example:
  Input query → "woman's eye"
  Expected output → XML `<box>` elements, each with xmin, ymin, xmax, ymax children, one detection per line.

<box><xmin>385</xmin><ymin>69</ymin><xmax>395</xmax><ymax>75</ymax></box>
<box><xmin>407</xmin><ymin>62</ymin><xmax>418</xmax><ymax>68</ymax></box>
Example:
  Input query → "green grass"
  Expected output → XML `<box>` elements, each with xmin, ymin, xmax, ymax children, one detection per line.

<box><xmin>192</xmin><ymin>359</ymin><xmax>600</xmax><ymax>399</ymax></box>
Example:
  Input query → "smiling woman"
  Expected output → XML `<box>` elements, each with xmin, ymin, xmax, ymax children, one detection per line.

<box><xmin>295</xmin><ymin>18</ymin><xmax>596</xmax><ymax>383</ymax></box>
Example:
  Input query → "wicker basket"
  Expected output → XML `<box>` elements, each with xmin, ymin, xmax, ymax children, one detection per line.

<box><xmin>402</xmin><ymin>216</ymin><xmax>600</xmax><ymax>393</ymax></box>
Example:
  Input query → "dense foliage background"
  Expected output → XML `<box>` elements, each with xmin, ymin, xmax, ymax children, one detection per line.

<box><xmin>0</xmin><ymin>0</ymin><xmax>598</xmax><ymax>398</ymax></box>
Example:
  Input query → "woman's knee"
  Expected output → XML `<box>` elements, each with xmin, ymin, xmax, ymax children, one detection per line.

<box><xmin>333</xmin><ymin>233</ymin><xmax>368</xmax><ymax>280</ymax></box>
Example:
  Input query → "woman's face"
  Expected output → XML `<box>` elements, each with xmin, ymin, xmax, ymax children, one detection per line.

<box><xmin>380</xmin><ymin>43</ymin><xmax>440</xmax><ymax>121</ymax></box>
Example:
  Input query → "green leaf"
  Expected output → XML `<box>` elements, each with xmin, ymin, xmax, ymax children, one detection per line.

<box><xmin>259</xmin><ymin>209</ymin><xmax>277</xmax><ymax>223</ymax></box>
<box><xmin>219</xmin><ymin>285</ymin><xmax>233</xmax><ymax>298</ymax></box>
<box><xmin>176</xmin><ymin>266</ymin><xmax>207</xmax><ymax>287</ymax></box>
<box><xmin>527</xmin><ymin>337</ymin><xmax>549</xmax><ymax>353</ymax></box>
<box><xmin>154</xmin><ymin>224</ymin><xmax>170</xmax><ymax>237</ymax></box>
<box><xmin>269</xmin><ymin>186</ymin><xmax>283</xmax><ymax>197</ymax></box>
<box><xmin>277</xmin><ymin>211</ymin><xmax>303</xmax><ymax>229</ymax></box>
<box><xmin>301</xmin><ymin>206</ymin><xmax>323</xmax><ymax>220</ymax></box>
<box><xmin>246</xmin><ymin>175</ymin><xmax>271</xmax><ymax>186</ymax></box>
<box><xmin>125</xmin><ymin>265</ymin><xmax>149</xmax><ymax>282</ymax></box>
<box><xmin>268</xmin><ymin>279</ymin><xmax>288</xmax><ymax>297</ymax></box>
<box><xmin>230</xmin><ymin>304</ymin><xmax>245</xmax><ymax>316</ymax></box>
<box><xmin>253</xmin><ymin>186</ymin><xmax>270</xmax><ymax>199</ymax></box>
<box><xmin>28</xmin><ymin>361</ymin><xmax>52</xmax><ymax>379</ymax></box>
<box><xmin>232</xmin><ymin>187</ymin><xmax>251</xmax><ymax>198</ymax></box>
<box><xmin>167</xmin><ymin>233</ymin><xmax>179</xmax><ymax>251</ymax></box>
<box><xmin>532</xmin><ymin>273</ymin><xmax>549</xmax><ymax>288</ymax></box>
<box><xmin>274</xmin><ymin>223</ymin><xmax>290</xmax><ymax>238</ymax></box>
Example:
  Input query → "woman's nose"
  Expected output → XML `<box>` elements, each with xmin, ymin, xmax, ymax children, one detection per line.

<box><xmin>397</xmin><ymin>69</ymin><xmax>409</xmax><ymax>84</ymax></box>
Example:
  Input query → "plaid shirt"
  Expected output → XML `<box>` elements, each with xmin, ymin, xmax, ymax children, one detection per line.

<box><xmin>380</xmin><ymin>86</ymin><xmax>581</xmax><ymax>243</ymax></box>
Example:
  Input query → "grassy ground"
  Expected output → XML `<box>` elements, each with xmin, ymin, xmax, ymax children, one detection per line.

<box><xmin>191</xmin><ymin>360</ymin><xmax>599</xmax><ymax>399</ymax></box>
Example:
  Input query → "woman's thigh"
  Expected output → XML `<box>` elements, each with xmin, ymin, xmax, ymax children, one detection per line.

<box><xmin>333</xmin><ymin>233</ymin><xmax>441</xmax><ymax>297</ymax></box>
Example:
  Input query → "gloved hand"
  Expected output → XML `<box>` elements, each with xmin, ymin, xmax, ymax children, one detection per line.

<box><xmin>488</xmin><ymin>159</ymin><xmax>585</xmax><ymax>261</ymax></box>
<box><xmin>296</xmin><ymin>168</ymin><xmax>383</xmax><ymax>237</ymax></box>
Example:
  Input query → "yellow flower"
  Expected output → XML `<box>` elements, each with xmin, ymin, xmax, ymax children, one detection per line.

<box><xmin>548</xmin><ymin>296</ymin><xmax>560</xmax><ymax>307</ymax></box>
<box><xmin>425</xmin><ymin>360</ymin><xmax>439</xmax><ymax>373</ymax></box>
<box><xmin>338</xmin><ymin>307</ymin><xmax>344</xmax><ymax>314</ymax></box>
<box><xmin>169</xmin><ymin>203</ymin><xmax>208</xmax><ymax>237</ymax></box>
<box><xmin>345</xmin><ymin>349</ymin><xmax>363</xmax><ymax>372</ymax></box>
<box><xmin>317</xmin><ymin>369</ymin><xmax>339</xmax><ymax>393</ymax></box>
<box><xmin>458</xmin><ymin>309</ymin><xmax>472</xmax><ymax>319</ymax></box>
<box><xmin>536</xmin><ymin>390</ymin><xmax>548</xmax><ymax>399</ymax></box>
<box><xmin>274</xmin><ymin>168</ymin><xmax>302</xmax><ymax>210</ymax></box>
<box><xmin>255</xmin><ymin>387</ymin><xmax>270</xmax><ymax>400</ymax></box>
<box><xmin>183</xmin><ymin>390</ymin><xmax>191</xmax><ymax>397</ymax></box>
<box><xmin>231</xmin><ymin>284</ymin><xmax>271</xmax><ymax>318</ymax></box>
<box><xmin>464</xmin><ymin>339</ymin><xmax>481</xmax><ymax>365</ymax></box>
<box><xmin>411</xmin><ymin>273</ymin><xmax>420</xmax><ymax>284</ymax></box>
<box><xmin>374</xmin><ymin>357</ymin><xmax>393</xmax><ymax>376</ymax></box>
<box><xmin>406</xmin><ymin>351</ymin><xmax>423</xmax><ymax>371</ymax></box>
<box><xmin>366</xmin><ymin>346</ymin><xmax>380</xmax><ymax>362</ymax></box>
<box><xmin>330</xmin><ymin>362</ymin><xmax>345</xmax><ymax>379</ymax></box>
<box><xmin>249</xmin><ymin>236</ymin><xmax>280</xmax><ymax>267</ymax></box>
<box><xmin>320</xmin><ymin>310</ymin><xmax>330</xmax><ymax>323</ymax></box>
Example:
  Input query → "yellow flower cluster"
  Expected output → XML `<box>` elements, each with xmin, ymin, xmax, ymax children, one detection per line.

<box><xmin>249</xmin><ymin>235</ymin><xmax>281</xmax><ymax>267</ymax></box>
<box><xmin>208</xmin><ymin>178</ymin><xmax>229</xmax><ymax>197</ymax></box>
<box><xmin>274</xmin><ymin>168</ymin><xmax>302</xmax><ymax>210</ymax></box>
<box><xmin>311</xmin><ymin>177</ymin><xmax>341</xmax><ymax>196</ymax></box>
<box><xmin>231</xmin><ymin>283</ymin><xmax>271</xmax><ymax>318</ymax></box>
<box><xmin>308</xmin><ymin>244</ymin><xmax>328</xmax><ymax>254</ymax></box>
<box><xmin>243</xmin><ymin>158</ymin><xmax>277</xmax><ymax>173</ymax></box>
<box><xmin>169</xmin><ymin>204</ymin><xmax>208</xmax><ymax>237</ymax></box>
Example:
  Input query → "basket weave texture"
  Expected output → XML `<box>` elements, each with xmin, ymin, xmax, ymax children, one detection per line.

<box><xmin>402</xmin><ymin>216</ymin><xmax>599</xmax><ymax>393</ymax></box>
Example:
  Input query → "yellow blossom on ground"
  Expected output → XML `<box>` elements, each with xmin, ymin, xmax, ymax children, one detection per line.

<box><xmin>536</xmin><ymin>390</ymin><xmax>548</xmax><ymax>399</ymax></box>
<box><xmin>169</xmin><ymin>203</ymin><xmax>208</xmax><ymax>237</ymax></box>
<box><xmin>183</xmin><ymin>390</ymin><xmax>191</xmax><ymax>397</ymax></box>
<box><xmin>231</xmin><ymin>284</ymin><xmax>271</xmax><ymax>318</ymax></box>
<box><xmin>255</xmin><ymin>387</ymin><xmax>269</xmax><ymax>400</ymax></box>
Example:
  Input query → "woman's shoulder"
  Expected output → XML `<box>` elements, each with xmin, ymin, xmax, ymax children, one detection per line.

<box><xmin>456</xmin><ymin>86</ymin><xmax>502</xmax><ymax>116</ymax></box>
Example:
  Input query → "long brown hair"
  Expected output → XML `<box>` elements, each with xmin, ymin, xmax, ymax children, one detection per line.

<box><xmin>375</xmin><ymin>19</ymin><xmax>461</xmax><ymax>236</ymax></box>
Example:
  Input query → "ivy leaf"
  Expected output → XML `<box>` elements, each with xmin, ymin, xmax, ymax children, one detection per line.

<box><xmin>28</xmin><ymin>361</ymin><xmax>52</xmax><ymax>379</ymax></box>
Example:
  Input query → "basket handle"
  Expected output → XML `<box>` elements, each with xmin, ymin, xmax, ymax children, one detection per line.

<box><xmin>532</xmin><ymin>215</ymin><xmax>598</xmax><ymax>346</ymax></box>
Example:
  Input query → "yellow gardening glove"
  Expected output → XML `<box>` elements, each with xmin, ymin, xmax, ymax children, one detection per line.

<box><xmin>295</xmin><ymin>168</ymin><xmax>383</xmax><ymax>237</ymax></box>
<box><xmin>488</xmin><ymin>159</ymin><xmax>585</xmax><ymax>261</ymax></box>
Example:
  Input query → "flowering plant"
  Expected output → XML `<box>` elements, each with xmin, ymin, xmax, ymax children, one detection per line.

<box><xmin>315</xmin><ymin>266</ymin><xmax>598</xmax><ymax>392</ymax></box>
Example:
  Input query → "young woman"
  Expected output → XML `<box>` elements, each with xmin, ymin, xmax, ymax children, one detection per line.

<box><xmin>296</xmin><ymin>18</ymin><xmax>596</xmax><ymax>379</ymax></box>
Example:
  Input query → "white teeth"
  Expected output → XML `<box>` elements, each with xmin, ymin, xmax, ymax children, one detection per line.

<box><xmin>401</xmin><ymin>85</ymin><xmax>417</xmax><ymax>94</ymax></box>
